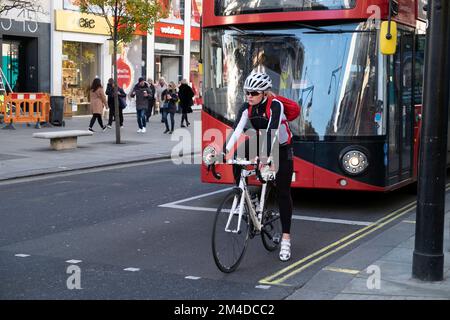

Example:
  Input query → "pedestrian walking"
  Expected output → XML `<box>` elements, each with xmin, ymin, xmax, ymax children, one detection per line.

<box><xmin>105</xmin><ymin>78</ymin><xmax>126</xmax><ymax>129</ymax></box>
<box><xmin>155</xmin><ymin>77</ymin><xmax>168</xmax><ymax>122</ymax></box>
<box><xmin>161</xmin><ymin>81</ymin><xmax>178</xmax><ymax>134</ymax></box>
<box><xmin>178</xmin><ymin>79</ymin><xmax>194</xmax><ymax>127</ymax></box>
<box><xmin>130</xmin><ymin>77</ymin><xmax>151</xmax><ymax>133</ymax></box>
<box><xmin>88</xmin><ymin>78</ymin><xmax>108</xmax><ymax>132</ymax></box>
<box><xmin>146</xmin><ymin>78</ymin><xmax>156</xmax><ymax>122</ymax></box>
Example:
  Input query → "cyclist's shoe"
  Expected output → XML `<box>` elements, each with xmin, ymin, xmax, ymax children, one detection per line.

<box><xmin>279</xmin><ymin>239</ymin><xmax>291</xmax><ymax>262</ymax></box>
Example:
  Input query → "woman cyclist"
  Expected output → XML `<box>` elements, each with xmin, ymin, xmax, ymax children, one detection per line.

<box><xmin>223</xmin><ymin>71</ymin><xmax>294</xmax><ymax>261</ymax></box>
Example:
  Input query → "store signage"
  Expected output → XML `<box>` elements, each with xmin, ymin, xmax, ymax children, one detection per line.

<box><xmin>161</xmin><ymin>26</ymin><xmax>182</xmax><ymax>36</ymax></box>
<box><xmin>155</xmin><ymin>43</ymin><xmax>177</xmax><ymax>51</ymax></box>
<box><xmin>55</xmin><ymin>10</ymin><xmax>111</xmax><ymax>35</ymax></box>
<box><xmin>155</xmin><ymin>22</ymin><xmax>184</xmax><ymax>40</ymax></box>
<box><xmin>79</xmin><ymin>18</ymin><xmax>96</xmax><ymax>29</ymax></box>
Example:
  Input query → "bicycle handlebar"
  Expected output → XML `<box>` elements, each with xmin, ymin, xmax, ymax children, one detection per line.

<box><xmin>207</xmin><ymin>158</ymin><xmax>273</xmax><ymax>183</ymax></box>
<box><xmin>225</xmin><ymin>159</ymin><xmax>257</xmax><ymax>166</ymax></box>
<box><xmin>226</xmin><ymin>159</ymin><xmax>268</xmax><ymax>183</ymax></box>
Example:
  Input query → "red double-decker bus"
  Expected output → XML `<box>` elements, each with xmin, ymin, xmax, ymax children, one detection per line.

<box><xmin>201</xmin><ymin>0</ymin><xmax>431</xmax><ymax>191</ymax></box>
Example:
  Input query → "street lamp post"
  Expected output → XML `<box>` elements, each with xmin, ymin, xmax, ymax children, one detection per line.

<box><xmin>412</xmin><ymin>0</ymin><xmax>450</xmax><ymax>281</ymax></box>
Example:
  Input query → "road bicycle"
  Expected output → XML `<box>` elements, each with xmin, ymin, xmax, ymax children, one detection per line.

<box><xmin>204</xmin><ymin>147</ymin><xmax>282</xmax><ymax>273</ymax></box>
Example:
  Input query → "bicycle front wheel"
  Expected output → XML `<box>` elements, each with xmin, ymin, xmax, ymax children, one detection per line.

<box><xmin>212</xmin><ymin>189</ymin><xmax>250</xmax><ymax>273</ymax></box>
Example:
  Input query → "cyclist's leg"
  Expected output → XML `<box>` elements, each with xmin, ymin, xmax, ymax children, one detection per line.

<box><xmin>275</xmin><ymin>145</ymin><xmax>294</xmax><ymax>235</ymax></box>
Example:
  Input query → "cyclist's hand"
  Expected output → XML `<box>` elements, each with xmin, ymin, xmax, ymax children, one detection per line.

<box><xmin>259</xmin><ymin>162</ymin><xmax>276</xmax><ymax>180</ymax></box>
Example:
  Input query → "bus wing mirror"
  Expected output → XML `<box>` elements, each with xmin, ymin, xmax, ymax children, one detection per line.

<box><xmin>380</xmin><ymin>21</ymin><xmax>398</xmax><ymax>55</ymax></box>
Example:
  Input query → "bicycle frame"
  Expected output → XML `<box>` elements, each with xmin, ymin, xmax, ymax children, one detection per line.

<box><xmin>225</xmin><ymin>166</ymin><xmax>270</xmax><ymax>234</ymax></box>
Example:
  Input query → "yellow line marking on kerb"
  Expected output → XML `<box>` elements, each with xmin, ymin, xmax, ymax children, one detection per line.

<box><xmin>259</xmin><ymin>201</ymin><xmax>417</xmax><ymax>286</ymax></box>
<box><xmin>259</xmin><ymin>182</ymin><xmax>450</xmax><ymax>286</ymax></box>
<box><xmin>322</xmin><ymin>267</ymin><xmax>360</xmax><ymax>275</ymax></box>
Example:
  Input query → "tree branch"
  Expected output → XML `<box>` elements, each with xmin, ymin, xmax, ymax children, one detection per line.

<box><xmin>0</xmin><ymin>0</ymin><xmax>38</xmax><ymax>15</ymax></box>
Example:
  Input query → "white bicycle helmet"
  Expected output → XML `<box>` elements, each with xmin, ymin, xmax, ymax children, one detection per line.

<box><xmin>243</xmin><ymin>72</ymin><xmax>272</xmax><ymax>92</ymax></box>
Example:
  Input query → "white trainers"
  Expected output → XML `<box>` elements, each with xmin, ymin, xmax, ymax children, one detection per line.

<box><xmin>279</xmin><ymin>239</ymin><xmax>291</xmax><ymax>262</ymax></box>
<box><xmin>137</xmin><ymin>128</ymin><xmax>142</xmax><ymax>133</ymax></box>
<box><xmin>142</xmin><ymin>127</ymin><xmax>146</xmax><ymax>133</ymax></box>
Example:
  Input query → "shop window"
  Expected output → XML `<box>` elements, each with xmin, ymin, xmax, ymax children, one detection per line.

<box><xmin>62</xmin><ymin>41</ymin><xmax>99</xmax><ymax>115</ymax></box>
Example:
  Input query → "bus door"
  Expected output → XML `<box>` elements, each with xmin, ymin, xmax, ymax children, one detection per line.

<box><xmin>388</xmin><ymin>31</ymin><xmax>414</xmax><ymax>185</ymax></box>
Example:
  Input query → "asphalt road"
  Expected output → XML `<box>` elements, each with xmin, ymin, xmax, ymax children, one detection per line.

<box><xmin>0</xmin><ymin>158</ymin><xmax>419</xmax><ymax>299</ymax></box>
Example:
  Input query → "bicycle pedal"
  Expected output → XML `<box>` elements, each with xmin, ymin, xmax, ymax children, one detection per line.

<box><xmin>272</xmin><ymin>234</ymin><xmax>281</xmax><ymax>244</ymax></box>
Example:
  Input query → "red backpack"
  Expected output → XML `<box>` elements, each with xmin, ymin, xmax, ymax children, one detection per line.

<box><xmin>249</xmin><ymin>95</ymin><xmax>301</xmax><ymax>122</ymax></box>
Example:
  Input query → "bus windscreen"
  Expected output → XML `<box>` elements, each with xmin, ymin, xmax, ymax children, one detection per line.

<box><xmin>203</xmin><ymin>23</ymin><xmax>384</xmax><ymax>139</ymax></box>
<box><xmin>215</xmin><ymin>0</ymin><xmax>356</xmax><ymax>16</ymax></box>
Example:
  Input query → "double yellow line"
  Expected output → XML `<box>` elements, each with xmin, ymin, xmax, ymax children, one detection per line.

<box><xmin>259</xmin><ymin>200</ymin><xmax>419</xmax><ymax>286</ymax></box>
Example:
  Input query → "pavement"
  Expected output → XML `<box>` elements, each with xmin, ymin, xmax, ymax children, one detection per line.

<box><xmin>287</xmin><ymin>206</ymin><xmax>450</xmax><ymax>300</ymax></box>
<box><xmin>1</xmin><ymin>110</ymin><xmax>450</xmax><ymax>300</ymax></box>
<box><xmin>0</xmin><ymin>110</ymin><xmax>202</xmax><ymax>181</ymax></box>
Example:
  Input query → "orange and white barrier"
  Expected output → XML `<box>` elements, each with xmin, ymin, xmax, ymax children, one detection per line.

<box><xmin>1</xmin><ymin>93</ymin><xmax>50</xmax><ymax>125</ymax></box>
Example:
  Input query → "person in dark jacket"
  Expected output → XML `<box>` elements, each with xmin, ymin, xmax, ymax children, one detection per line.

<box><xmin>178</xmin><ymin>79</ymin><xmax>194</xmax><ymax>127</ymax></box>
<box><xmin>145</xmin><ymin>78</ymin><xmax>156</xmax><ymax>122</ymax></box>
<box><xmin>130</xmin><ymin>77</ymin><xmax>151</xmax><ymax>133</ymax></box>
<box><xmin>105</xmin><ymin>78</ymin><xmax>127</xmax><ymax>128</ymax></box>
<box><xmin>161</xmin><ymin>81</ymin><xmax>178</xmax><ymax>134</ymax></box>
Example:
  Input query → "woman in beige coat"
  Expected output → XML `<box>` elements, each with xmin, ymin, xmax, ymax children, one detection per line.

<box><xmin>88</xmin><ymin>78</ymin><xmax>108</xmax><ymax>132</ymax></box>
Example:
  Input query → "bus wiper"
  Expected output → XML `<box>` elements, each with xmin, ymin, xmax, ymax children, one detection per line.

<box><xmin>229</xmin><ymin>26</ymin><xmax>267</xmax><ymax>36</ymax></box>
<box><xmin>293</xmin><ymin>23</ymin><xmax>330</xmax><ymax>32</ymax></box>
<box><xmin>294</xmin><ymin>23</ymin><xmax>372</xmax><ymax>34</ymax></box>
<box><xmin>299</xmin><ymin>85</ymin><xmax>314</xmax><ymax>112</ymax></box>
<box><xmin>328</xmin><ymin>66</ymin><xmax>342</xmax><ymax>95</ymax></box>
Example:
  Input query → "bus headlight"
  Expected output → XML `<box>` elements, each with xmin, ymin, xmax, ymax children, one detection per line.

<box><xmin>203</xmin><ymin>145</ymin><xmax>218</xmax><ymax>166</ymax></box>
<box><xmin>341</xmin><ymin>149</ymin><xmax>369</xmax><ymax>175</ymax></box>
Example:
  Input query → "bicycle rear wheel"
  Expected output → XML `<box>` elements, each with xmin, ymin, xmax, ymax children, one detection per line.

<box><xmin>212</xmin><ymin>189</ymin><xmax>250</xmax><ymax>273</ymax></box>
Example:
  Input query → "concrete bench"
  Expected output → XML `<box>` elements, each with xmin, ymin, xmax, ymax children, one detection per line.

<box><xmin>33</xmin><ymin>130</ymin><xmax>93</xmax><ymax>150</ymax></box>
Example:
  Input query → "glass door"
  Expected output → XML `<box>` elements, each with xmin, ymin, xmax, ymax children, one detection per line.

<box><xmin>388</xmin><ymin>30</ymin><xmax>414</xmax><ymax>184</ymax></box>
<box><xmin>2</xmin><ymin>41</ymin><xmax>20</xmax><ymax>91</ymax></box>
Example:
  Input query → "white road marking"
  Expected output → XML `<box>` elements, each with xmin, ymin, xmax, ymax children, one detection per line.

<box><xmin>159</xmin><ymin>188</ymin><xmax>233</xmax><ymax>207</ymax></box>
<box><xmin>162</xmin><ymin>203</ymin><xmax>372</xmax><ymax>226</ymax></box>
<box><xmin>66</xmin><ymin>260</ymin><xmax>82</xmax><ymax>264</ymax></box>
<box><xmin>291</xmin><ymin>215</ymin><xmax>372</xmax><ymax>226</ymax></box>
<box><xmin>162</xmin><ymin>204</ymin><xmax>217</xmax><ymax>212</ymax></box>
<box><xmin>185</xmin><ymin>276</ymin><xmax>201</xmax><ymax>280</ymax></box>
<box><xmin>124</xmin><ymin>267</ymin><xmax>140</xmax><ymax>272</ymax></box>
<box><xmin>159</xmin><ymin>188</ymin><xmax>374</xmax><ymax>226</ymax></box>
<box><xmin>15</xmin><ymin>254</ymin><xmax>30</xmax><ymax>258</ymax></box>
<box><xmin>255</xmin><ymin>285</ymin><xmax>271</xmax><ymax>290</ymax></box>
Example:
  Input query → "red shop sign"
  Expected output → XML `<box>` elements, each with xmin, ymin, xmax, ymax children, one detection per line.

<box><xmin>155</xmin><ymin>22</ymin><xmax>184</xmax><ymax>39</ymax></box>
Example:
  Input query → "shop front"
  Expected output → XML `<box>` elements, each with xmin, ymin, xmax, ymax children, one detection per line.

<box><xmin>154</xmin><ymin>22</ymin><xmax>184</xmax><ymax>84</ymax></box>
<box><xmin>118</xmin><ymin>34</ymin><xmax>148</xmax><ymax>113</ymax></box>
<box><xmin>53</xmin><ymin>2</ymin><xmax>148</xmax><ymax>116</ymax></box>
<box><xmin>0</xmin><ymin>1</ymin><xmax>51</xmax><ymax>93</ymax></box>
<box><xmin>52</xmin><ymin>7</ymin><xmax>112</xmax><ymax>116</ymax></box>
<box><xmin>190</xmin><ymin>0</ymin><xmax>203</xmax><ymax>105</ymax></box>
<box><xmin>190</xmin><ymin>27</ymin><xmax>202</xmax><ymax>105</ymax></box>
